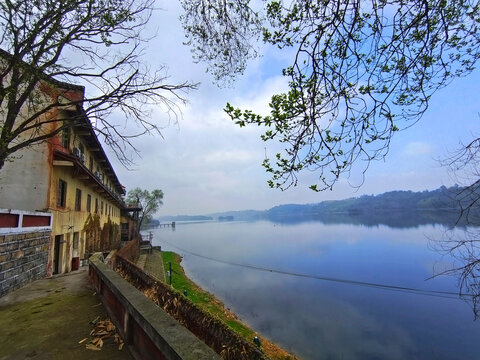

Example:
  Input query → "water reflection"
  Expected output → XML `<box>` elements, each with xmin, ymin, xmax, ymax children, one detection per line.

<box><xmin>152</xmin><ymin>219</ymin><xmax>480</xmax><ymax>360</ymax></box>
<box><xmin>265</xmin><ymin>209</ymin><xmax>464</xmax><ymax>228</ymax></box>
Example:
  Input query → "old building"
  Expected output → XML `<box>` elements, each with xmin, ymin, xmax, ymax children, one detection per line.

<box><xmin>0</xmin><ymin>57</ymin><xmax>131</xmax><ymax>277</ymax></box>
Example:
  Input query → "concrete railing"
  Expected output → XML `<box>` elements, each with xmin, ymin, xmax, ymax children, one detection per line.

<box><xmin>88</xmin><ymin>253</ymin><xmax>221</xmax><ymax>360</ymax></box>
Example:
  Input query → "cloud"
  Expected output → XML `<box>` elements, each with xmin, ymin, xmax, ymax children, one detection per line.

<box><xmin>403</xmin><ymin>141</ymin><xmax>434</xmax><ymax>157</ymax></box>
<box><xmin>102</xmin><ymin>4</ymin><xmax>479</xmax><ymax>216</ymax></box>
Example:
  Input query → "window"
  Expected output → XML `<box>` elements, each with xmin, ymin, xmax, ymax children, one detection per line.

<box><xmin>89</xmin><ymin>156</ymin><xmax>93</xmax><ymax>172</ymax></box>
<box><xmin>101</xmin><ymin>201</ymin><xmax>104</xmax><ymax>215</ymax></box>
<box><xmin>75</xmin><ymin>188</ymin><xmax>82</xmax><ymax>211</ymax></box>
<box><xmin>86</xmin><ymin>194</ymin><xmax>91</xmax><ymax>212</ymax></box>
<box><xmin>73</xmin><ymin>232</ymin><xmax>79</xmax><ymax>249</ymax></box>
<box><xmin>61</xmin><ymin>128</ymin><xmax>70</xmax><ymax>148</ymax></box>
<box><xmin>95</xmin><ymin>198</ymin><xmax>98</xmax><ymax>214</ymax></box>
<box><xmin>57</xmin><ymin>179</ymin><xmax>67</xmax><ymax>207</ymax></box>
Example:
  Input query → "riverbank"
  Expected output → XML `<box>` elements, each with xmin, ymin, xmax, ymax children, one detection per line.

<box><xmin>161</xmin><ymin>251</ymin><xmax>297</xmax><ymax>360</ymax></box>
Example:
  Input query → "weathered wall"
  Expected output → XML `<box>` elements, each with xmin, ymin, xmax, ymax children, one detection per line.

<box><xmin>0</xmin><ymin>230</ymin><xmax>50</xmax><ymax>297</ymax></box>
<box><xmin>48</xmin><ymin>163</ymin><xmax>122</xmax><ymax>276</ymax></box>
<box><xmin>0</xmin><ymin>139</ymin><xmax>50</xmax><ymax>211</ymax></box>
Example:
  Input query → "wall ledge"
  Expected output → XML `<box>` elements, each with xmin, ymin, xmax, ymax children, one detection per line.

<box><xmin>89</xmin><ymin>253</ymin><xmax>221</xmax><ymax>360</ymax></box>
<box><xmin>0</xmin><ymin>209</ymin><xmax>52</xmax><ymax>234</ymax></box>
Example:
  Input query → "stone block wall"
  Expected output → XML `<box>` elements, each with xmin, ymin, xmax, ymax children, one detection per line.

<box><xmin>0</xmin><ymin>230</ymin><xmax>51</xmax><ymax>297</ymax></box>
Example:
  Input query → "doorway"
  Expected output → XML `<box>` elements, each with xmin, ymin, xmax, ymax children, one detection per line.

<box><xmin>53</xmin><ymin>235</ymin><xmax>62</xmax><ymax>274</ymax></box>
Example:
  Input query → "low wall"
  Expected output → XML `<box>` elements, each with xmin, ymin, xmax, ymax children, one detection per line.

<box><xmin>89</xmin><ymin>253</ymin><xmax>221</xmax><ymax>360</ymax></box>
<box><xmin>0</xmin><ymin>230</ymin><xmax>51</xmax><ymax>297</ymax></box>
<box><xmin>115</xmin><ymin>256</ymin><xmax>266</xmax><ymax>360</ymax></box>
<box><xmin>0</xmin><ymin>210</ymin><xmax>52</xmax><ymax>298</ymax></box>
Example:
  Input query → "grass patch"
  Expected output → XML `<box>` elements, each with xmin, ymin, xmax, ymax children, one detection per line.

<box><xmin>161</xmin><ymin>251</ymin><xmax>296</xmax><ymax>360</ymax></box>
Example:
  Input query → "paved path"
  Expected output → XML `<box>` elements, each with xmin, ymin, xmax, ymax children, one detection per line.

<box><xmin>0</xmin><ymin>268</ymin><xmax>133</xmax><ymax>360</ymax></box>
<box><xmin>139</xmin><ymin>248</ymin><xmax>166</xmax><ymax>283</ymax></box>
<box><xmin>136</xmin><ymin>253</ymin><xmax>147</xmax><ymax>270</ymax></box>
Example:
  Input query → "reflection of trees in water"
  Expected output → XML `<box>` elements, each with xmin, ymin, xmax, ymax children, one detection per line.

<box><xmin>269</xmin><ymin>209</ymin><xmax>480</xmax><ymax>318</ymax></box>
<box><xmin>267</xmin><ymin>210</ymin><xmax>462</xmax><ymax>229</ymax></box>
<box><xmin>433</xmin><ymin>228</ymin><xmax>480</xmax><ymax>319</ymax></box>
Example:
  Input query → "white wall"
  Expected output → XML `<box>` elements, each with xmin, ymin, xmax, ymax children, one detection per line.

<box><xmin>0</xmin><ymin>143</ymin><xmax>50</xmax><ymax>211</ymax></box>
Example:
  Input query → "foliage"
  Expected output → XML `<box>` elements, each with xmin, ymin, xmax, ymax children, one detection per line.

<box><xmin>84</xmin><ymin>213</ymin><xmax>102</xmax><ymax>254</ymax></box>
<box><xmin>83</xmin><ymin>213</ymin><xmax>119</xmax><ymax>253</ymax></box>
<box><xmin>183</xmin><ymin>0</ymin><xmax>480</xmax><ymax>190</ymax></box>
<box><xmin>180</xmin><ymin>0</ymin><xmax>262</xmax><ymax>84</ymax></box>
<box><xmin>0</xmin><ymin>0</ymin><xmax>197</xmax><ymax>170</ymax></box>
<box><xmin>126</xmin><ymin>187</ymin><xmax>164</xmax><ymax>229</ymax></box>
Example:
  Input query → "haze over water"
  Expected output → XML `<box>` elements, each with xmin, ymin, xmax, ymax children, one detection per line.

<box><xmin>152</xmin><ymin>216</ymin><xmax>480</xmax><ymax>360</ymax></box>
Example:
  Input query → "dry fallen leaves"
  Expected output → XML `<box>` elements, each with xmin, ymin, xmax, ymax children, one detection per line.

<box><xmin>85</xmin><ymin>343</ymin><xmax>101</xmax><ymax>351</ymax></box>
<box><xmin>84</xmin><ymin>318</ymin><xmax>124</xmax><ymax>351</ymax></box>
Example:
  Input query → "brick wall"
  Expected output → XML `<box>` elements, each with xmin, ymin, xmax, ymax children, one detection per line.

<box><xmin>0</xmin><ymin>230</ymin><xmax>51</xmax><ymax>297</ymax></box>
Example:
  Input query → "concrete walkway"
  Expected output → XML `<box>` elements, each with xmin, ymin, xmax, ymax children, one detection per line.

<box><xmin>0</xmin><ymin>267</ymin><xmax>133</xmax><ymax>360</ymax></box>
<box><xmin>138</xmin><ymin>248</ymin><xmax>166</xmax><ymax>283</ymax></box>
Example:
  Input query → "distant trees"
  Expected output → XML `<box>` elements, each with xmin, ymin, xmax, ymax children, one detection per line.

<box><xmin>126</xmin><ymin>188</ymin><xmax>164</xmax><ymax>229</ymax></box>
<box><xmin>0</xmin><ymin>0</ymin><xmax>196</xmax><ymax>171</ymax></box>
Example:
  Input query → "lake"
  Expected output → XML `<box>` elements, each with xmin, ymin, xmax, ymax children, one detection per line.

<box><xmin>150</xmin><ymin>217</ymin><xmax>480</xmax><ymax>360</ymax></box>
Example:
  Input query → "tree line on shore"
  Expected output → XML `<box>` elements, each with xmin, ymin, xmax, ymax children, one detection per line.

<box><xmin>159</xmin><ymin>185</ymin><xmax>477</xmax><ymax>228</ymax></box>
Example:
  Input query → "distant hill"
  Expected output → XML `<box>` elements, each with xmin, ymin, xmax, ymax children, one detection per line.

<box><xmin>208</xmin><ymin>209</ymin><xmax>265</xmax><ymax>221</ymax></box>
<box><xmin>267</xmin><ymin>185</ymin><xmax>461</xmax><ymax>218</ymax></box>
<box><xmin>158</xmin><ymin>215</ymin><xmax>213</xmax><ymax>222</ymax></box>
<box><xmin>159</xmin><ymin>185</ymin><xmax>478</xmax><ymax>227</ymax></box>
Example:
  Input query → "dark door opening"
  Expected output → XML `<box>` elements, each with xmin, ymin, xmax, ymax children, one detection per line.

<box><xmin>53</xmin><ymin>235</ymin><xmax>61</xmax><ymax>274</ymax></box>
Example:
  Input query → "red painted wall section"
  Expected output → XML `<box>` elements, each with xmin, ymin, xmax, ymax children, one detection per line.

<box><xmin>89</xmin><ymin>266</ymin><xmax>100</xmax><ymax>291</ymax></box>
<box><xmin>0</xmin><ymin>213</ymin><xmax>19</xmax><ymax>228</ymax></box>
<box><xmin>22</xmin><ymin>215</ymin><xmax>51</xmax><ymax>227</ymax></box>
<box><xmin>133</xmin><ymin>321</ymin><xmax>167</xmax><ymax>360</ymax></box>
<box><xmin>102</xmin><ymin>285</ymin><xmax>126</xmax><ymax>333</ymax></box>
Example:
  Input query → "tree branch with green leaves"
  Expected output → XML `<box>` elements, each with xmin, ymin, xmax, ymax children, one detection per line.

<box><xmin>184</xmin><ymin>0</ymin><xmax>480</xmax><ymax>190</ymax></box>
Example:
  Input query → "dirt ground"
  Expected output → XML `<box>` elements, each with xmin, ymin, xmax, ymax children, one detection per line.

<box><xmin>0</xmin><ymin>267</ymin><xmax>133</xmax><ymax>360</ymax></box>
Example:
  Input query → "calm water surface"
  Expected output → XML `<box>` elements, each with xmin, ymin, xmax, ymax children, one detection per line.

<box><xmin>151</xmin><ymin>220</ymin><xmax>480</xmax><ymax>360</ymax></box>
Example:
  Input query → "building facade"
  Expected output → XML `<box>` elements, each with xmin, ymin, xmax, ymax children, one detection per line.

<box><xmin>0</xmin><ymin>67</ymin><xmax>129</xmax><ymax>276</ymax></box>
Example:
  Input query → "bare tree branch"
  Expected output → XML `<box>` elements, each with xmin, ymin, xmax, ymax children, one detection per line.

<box><xmin>0</xmin><ymin>0</ymin><xmax>198</xmax><ymax>170</ymax></box>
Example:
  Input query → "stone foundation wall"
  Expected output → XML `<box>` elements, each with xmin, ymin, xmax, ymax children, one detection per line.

<box><xmin>0</xmin><ymin>230</ymin><xmax>50</xmax><ymax>297</ymax></box>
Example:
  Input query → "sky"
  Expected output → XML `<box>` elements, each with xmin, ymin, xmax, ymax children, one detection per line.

<box><xmin>104</xmin><ymin>2</ymin><xmax>480</xmax><ymax>216</ymax></box>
